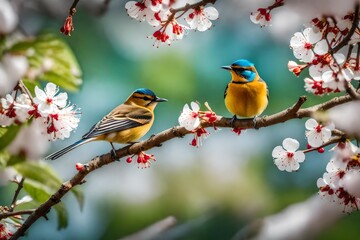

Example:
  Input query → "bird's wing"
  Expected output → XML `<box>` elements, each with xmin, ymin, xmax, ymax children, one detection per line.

<box><xmin>224</xmin><ymin>84</ymin><xmax>229</xmax><ymax>99</ymax></box>
<box><xmin>82</xmin><ymin>104</ymin><xmax>152</xmax><ymax>139</ymax></box>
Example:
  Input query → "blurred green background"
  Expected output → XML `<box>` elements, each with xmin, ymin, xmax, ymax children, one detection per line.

<box><xmin>1</xmin><ymin>1</ymin><xmax>360</xmax><ymax>239</ymax></box>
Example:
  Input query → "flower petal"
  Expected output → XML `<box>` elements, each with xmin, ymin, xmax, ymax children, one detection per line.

<box><xmin>306</xmin><ymin>131</ymin><xmax>323</xmax><ymax>147</ymax></box>
<box><xmin>300</xmin><ymin>50</ymin><xmax>315</xmax><ymax>63</ymax></box>
<box><xmin>305</xmin><ymin>118</ymin><xmax>318</xmax><ymax>130</ymax></box>
<box><xmin>282</xmin><ymin>138</ymin><xmax>299</xmax><ymax>152</ymax></box>
<box><xmin>274</xmin><ymin>156</ymin><xmax>287</xmax><ymax>171</ymax></box>
<box><xmin>288</xmin><ymin>160</ymin><xmax>299</xmax><ymax>172</ymax></box>
<box><xmin>294</xmin><ymin>151</ymin><xmax>305</xmax><ymax>163</ymax></box>
<box><xmin>45</xmin><ymin>82</ymin><xmax>58</xmax><ymax>97</ymax></box>
<box><xmin>334</xmin><ymin>53</ymin><xmax>345</xmax><ymax>64</ymax></box>
<box><xmin>190</xmin><ymin>101</ymin><xmax>200</xmax><ymax>112</ymax></box>
<box><xmin>321</xmin><ymin>128</ymin><xmax>332</xmax><ymax>142</ymax></box>
<box><xmin>34</xmin><ymin>86</ymin><xmax>46</xmax><ymax>101</ymax></box>
<box><xmin>290</xmin><ymin>32</ymin><xmax>305</xmax><ymax>47</ymax></box>
<box><xmin>53</xmin><ymin>92</ymin><xmax>68</xmax><ymax>108</ymax></box>
<box><xmin>272</xmin><ymin>145</ymin><xmax>286</xmax><ymax>158</ymax></box>
<box><xmin>303</xmin><ymin>27</ymin><xmax>322</xmax><ymax>44</ymax></box>
<box><xmin>314</xmin><ymin>39</ymin><xmax>328</xmax><ymax>55</ymax></box>
<box><xmin>204</xmin><ymin>7</ymin><xmax>219</xmax><ymax>20</ymax></box>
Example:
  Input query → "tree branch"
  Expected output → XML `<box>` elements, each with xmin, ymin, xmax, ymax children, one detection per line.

<box><xmin>9</xmin><ymin>177</ymin><xmax>24</xmax><ymax>212</ymax></box>
<box><xmin>170</xmin><ymin>0</ymin><xmax>216</xmax><ymax>14</ymax></box>
<box><xmin>10</xmin><ymin>93</ymin><xmax>355</xmax><ymax>239</ymax></box>
<box><xmin>167</xmin><ymin>0</ymin><xmax>217</xmax><ymax>21</ymax></box>
<box><xmin>344</xmin><ymin>81</ymin><xmax>360</xmax><ymax>99</ymax></box>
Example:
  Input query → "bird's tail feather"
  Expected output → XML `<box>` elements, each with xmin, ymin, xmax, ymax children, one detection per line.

<box><xmin>45</xmin><ymin>138</ymin><xmax>92</xmax><ymax>160</ymax></box>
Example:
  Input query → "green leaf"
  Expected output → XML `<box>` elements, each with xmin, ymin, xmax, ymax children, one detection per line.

<box><xmin>23</xmin><ymin>179</ymin><xmax>68</xmax><ymax>229</ymax></box>
<box><xmin>13</xmin><ymin>161</ymin><xmax>84</xmax><ymax>228</ymax></box>
<box><xmin>14</xmin><ymin>197</ymin><xmax>39</xmax><ymax>211</ymax></box>
<box><xmin>23</xmin><ymin>179</ymin><xmax>52</xmax><ymax>203</ymax></box>
<box><xmin>9</xmin><ymin>33</ymin><xmax>83</xmax><ymax>92</ymax></box>
<box><xmin>6</xmin><ymin>154</ymin><xmax>26</xmax><ymax>166</ymax></box>
<box><xmin>0</xmin><ymin>35</ymin><xmax>5</xmax><ymax>55</ymax></box>
<box><xmin>71</xmin><ymin>186</ymin><xmax>85</xmax><ymax>211</ymax></box>
<box><xmin>0</xmin><ymin>125</ymin><xmax>22</xmax><ymax>151</ymax></box>
<box><xmin>54</xmin><ymin>203</ymin><xmax>68</xmax><ymax>229</ymax></box>
<box><xmin>13</xmin><ymin>162</ymin><xmax>62</xmax><ymax>191</ymax></box>
<box><xmin>22</xmin><ymin>79</ymin><xmax>40</xmax><ymax>96</ymax></box>
<box><xmin>0</xmin><ymin>150</ymin><xmax>10</xmax><ymax>169</ymax></box>
<box><xmin>41</xmin><ymin>72</ymin><xmax>80</xmax><ymax>92</ymax></box>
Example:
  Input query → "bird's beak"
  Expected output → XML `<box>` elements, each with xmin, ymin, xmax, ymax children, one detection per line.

<box><xmin>221</xmin><ymin>65</ymin><xmax>232</xmax><ymax>71</ymax></box>
<box><xmin>154</xmin><ymin>97</ymin><xmax>168</xmax><ymax>102</ymax></box>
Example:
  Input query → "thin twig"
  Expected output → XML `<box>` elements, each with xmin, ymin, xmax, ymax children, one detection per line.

<box><xmin>303</xmin><ymin>135</ymin><xmax>343</xmax><ymax>153</ymax></box>
<box><xmin>0</xmin><ymin>210</ymin><xmax>35</xmax><ymax>220</ymax></box>
<box><xmin>344</xmin><ymin>81</ymin><xmax>360</xmax><ymax>99</ymax></box>
<box><xmin>9</xmin><ymin>178</ymin><xmax>24</xmax><ymax>212</ymax></box>
<box><xmin>168</xmin><ymin>0</ymin><xmax>216</xmax><ymax>20</ymax></box>
<box><xmin>170</xmin><ymin>0</ymin><xmax>216</xmax><ymax>14</ymax></box>
<box><xmin>69</xmin><ymin>0</ymin><xmax>80</xmax><ymax>16</ymax></box>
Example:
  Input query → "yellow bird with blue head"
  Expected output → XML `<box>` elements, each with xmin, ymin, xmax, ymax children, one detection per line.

<box><xmin>222</xmin><ymin>59</ymin><xmax>269</xmax><ymax>125</ymax></box>
<box><xmin>45</xmin><ymin>88</ymin><xmax>167</xmax><ymax>160</ymax></box>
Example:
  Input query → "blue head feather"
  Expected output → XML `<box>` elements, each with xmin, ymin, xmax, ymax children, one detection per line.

<box><xmin>230</xmin><ymin>59</ymin><xmax>256</xmax><ymax>81</ymax></box>
<box><xmin>240</xmin><ymin>70</ymin><xmax>256</xmax><ymax>81</ymax></box>
<box><xmin>134</xmin><ymin>88</ymin><xmax>156</xmax><ymax>97</ymax></box>
<box><xmin>232</xmin><ymin>59</ymin><xmax>254</xmax><ymax>67</ymax></box>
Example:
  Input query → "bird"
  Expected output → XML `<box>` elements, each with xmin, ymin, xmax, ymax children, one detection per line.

<box><xmin>45</xmin><ymin>88</ymin><xmax>167</xmax><ymax>160</ymax></box>
<box><xmin>222</xmin><ymin>59</ymin><xmax>268</xmax><ymax>125</ymax></box>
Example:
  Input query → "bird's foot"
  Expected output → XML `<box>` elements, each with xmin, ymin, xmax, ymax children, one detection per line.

<box><xmin>110</xmin><ymin>143</ymin><xmax>120</xmax><ymax>161</ymax></box>
<box><xmin>230</xmin><ymin>115</ymin><xmax>237</xmax><ymax>128</ymax></box>
<box><xmin>252</xmin><ymin>116</ymin><xmax>260</xmax><ymax>129</ymax></box>
<box><xmin>111</xmin><ymin>149</ymin><xmax>119</xmax><ymax>161</ymax></box>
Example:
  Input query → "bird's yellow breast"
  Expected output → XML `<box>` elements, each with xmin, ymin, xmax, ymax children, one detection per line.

<box><xmin>225</xmin><ymin>80</ymin><xmax>268</xmax><ymax>118</ymax></box>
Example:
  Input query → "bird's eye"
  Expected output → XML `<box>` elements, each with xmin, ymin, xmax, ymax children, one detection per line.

<box><xmin>143</xmin><ymin>96</ymin><xmax>151</xmax><ymax>101</ymax></box>
<box><xmin>234</xmin><ymin>68</ymin><xmax>245</xmax><ymax>76</ymax></box>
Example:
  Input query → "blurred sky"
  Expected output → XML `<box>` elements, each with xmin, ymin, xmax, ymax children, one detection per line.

<box><xmin>2</xmin><ymin>0</ymin><xmax>360</xmax><ymax>239</ymax></box>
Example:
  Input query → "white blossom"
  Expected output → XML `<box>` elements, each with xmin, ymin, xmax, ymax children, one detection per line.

<box><xmin>272</xmin><ymin>138</ymin><xmax>305</xmax><ymax>172</ymax></box>
<box><xmin>178</xmin><ymin>101</ymin><xmax>200</xmax><ymax>131</ymax></box>
<box><xmin>290</xmin><ymin>27</ymin><xmax>325</xmax><ymax>63</ymax></box>
<box><xmin>33</xmin><ymin>82</ymin><xmax>68</xmax><ymax>115</ymax></box>
<box><xmin>185</xmin><ymin>6</ymin><xmax>219</xmax><ymax>32</ymax></box>
<box><xmin>305</xmin><ymin>118</ymin><xmax>334</xmax><ymax>148</ymax></box>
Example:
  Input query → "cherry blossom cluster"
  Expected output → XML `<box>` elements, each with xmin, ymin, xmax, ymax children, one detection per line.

<box><xmin>272</xmin><ymin>118</ymin><xmax>334</xmax><ymax>172</ymax></box>
<box><xmin>250</xmin><ymin>0</ymin><xmax>284</xmax><ymax>27</ymax></box>
<box><xmin>125</xmin><ymin>0</ymin><xmax>219</xmax><ymax>47</ymax></box>
<box><xmin>272</xmin><ymin>118</ymin><xmax>360</xmax><ymax>212</ymax></box>
<box><xmin>125</xmin><ymin>151</ymin><xmax>156</xmax><ymax>169</ymax></box>
<box><xmin>288</xmin><ymin>12</ymin><xmax>360</xmax><ymax>95</ymax></box>
<box><xmin>317</xmin><ymin>141</ymin><xmax>360</xmax><ymax>213</ymax></box>
<box><xmin>178</xmin><ymin>101</ymin><xmax>217</xmax><ymax>147</ymax></box>
<box><xmin>0</xmin><ymin>82</ymin><xmax>80</xmax><ymax>141</ymax></box>
<box><xmin>0</xmin><ymin>222</ymin><xmax>13</xmax><ymax>240</ymax></box>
